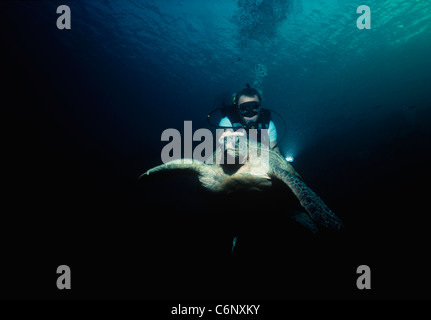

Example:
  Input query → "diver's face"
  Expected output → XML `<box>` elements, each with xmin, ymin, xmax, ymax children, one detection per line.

<box><xmin>237</xmin><ymin>95</ymin><xmax>260</xmax><ymax>124</ymax></box>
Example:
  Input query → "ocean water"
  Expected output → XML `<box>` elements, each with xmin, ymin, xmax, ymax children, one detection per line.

<box><xmin>2</xmin><ymin>0</ymin><xmax>431</xmax><ymax>299</ymax></box>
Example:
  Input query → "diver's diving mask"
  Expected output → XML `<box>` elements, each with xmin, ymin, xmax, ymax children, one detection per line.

<box><xmin>238</xmin><ymin>101</ymin><xmax>261</xmax><ymax>118</ymax></box>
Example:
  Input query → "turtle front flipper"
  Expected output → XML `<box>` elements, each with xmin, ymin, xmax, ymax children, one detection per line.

<box><xmin>138</xmin><ymin>158</ymin><xmax>204</xmax><ymax>180</ymax></box>
<box><xmin>139</xmin><ymin>159</ymin><xmax>227</xmax><ymax>193</ymax></box>
<box><xmin>272</xmin><ymin>168</ymin><xmax>345</xmax><ymax>231</ymax></box>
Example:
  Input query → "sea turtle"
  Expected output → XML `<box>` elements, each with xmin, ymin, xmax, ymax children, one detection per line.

<box><xmin>139</xmin><ymin>132</ymin><xmax>344</xmax><ymax>234</ymax></box>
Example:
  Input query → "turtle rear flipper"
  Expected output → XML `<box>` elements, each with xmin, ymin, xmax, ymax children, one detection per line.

<box><xmin>291</xmin><ymin>212</ymin><xmax>319</xmax><ymax>233</ymax></box>
<box><xmin>272</xmin><ymin>168</ymin><xmax>345</xmax><ymax>231</ymax></box>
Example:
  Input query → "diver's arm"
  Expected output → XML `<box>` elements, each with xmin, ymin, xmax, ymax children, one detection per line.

<box><xmin>268</xmin><ymin>121</ymin><xmax>281</xmax><ymax>154</ymax></box>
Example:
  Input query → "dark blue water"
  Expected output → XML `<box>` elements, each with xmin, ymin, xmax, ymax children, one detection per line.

<box><xmin>2</xmin><ymin>0</ymin><xmax>431</xmax><ymax>299</ymax></box>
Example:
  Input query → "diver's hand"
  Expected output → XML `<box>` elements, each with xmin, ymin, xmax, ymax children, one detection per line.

<box><xmin>217</xmin><ymin>130</ymin><xmax>245</xmax><ymax>146</ymax></box>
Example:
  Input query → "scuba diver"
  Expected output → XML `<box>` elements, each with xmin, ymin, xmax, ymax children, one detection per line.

<box><xmin>208</xmin><ymin>84</ymin><xmax>281</xmax><ymax>154</ymax></box>
<box><xmin>206</xmin><ymin>84</ymin><xmax>292</xmax><ymax>254</ymax></box>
